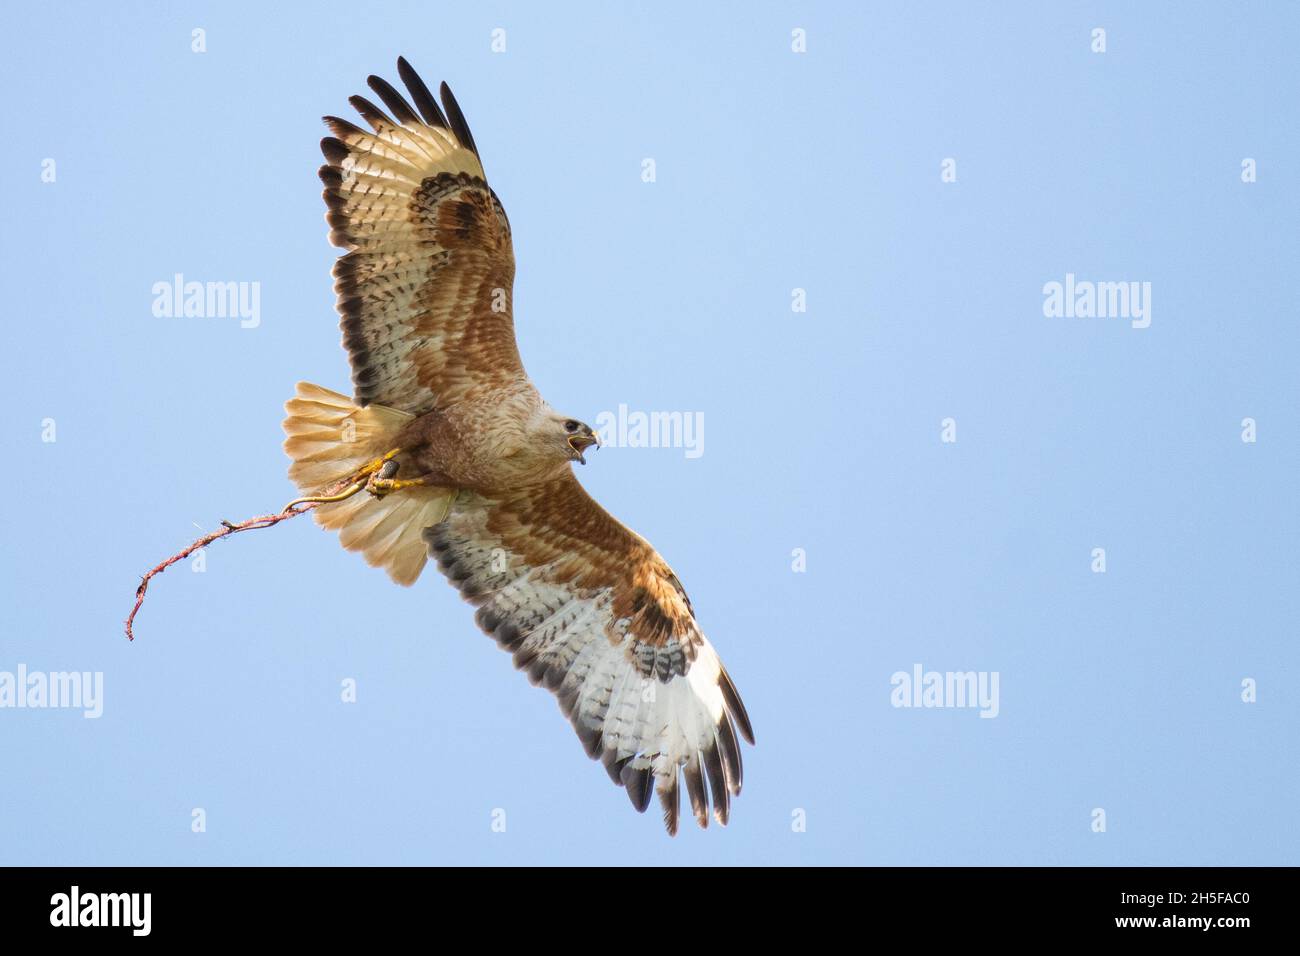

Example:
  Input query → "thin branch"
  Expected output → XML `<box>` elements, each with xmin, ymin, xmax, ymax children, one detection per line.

<box><xmin>126</xmin><ymin>466</ymin><xmax>378</xmax><ymax>641</ymax></box>
<box><xmin>125</xmin><ymin>503</ymin><xmax>318</xmax><ymax>641</ymax></box>
<box><xmin>122</xmin><ymin>465</ymin><xmax>366</xmax><ymax>646</ymax></box>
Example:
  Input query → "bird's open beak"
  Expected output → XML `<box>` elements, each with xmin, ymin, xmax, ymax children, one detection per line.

<box><xmin>568</xmin><ymin>432</ymin><xmax>599</xmax><ymax>465</ymax></box>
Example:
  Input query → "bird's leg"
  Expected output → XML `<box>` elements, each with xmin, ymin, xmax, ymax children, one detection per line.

<box><xmin>354</xmin><ymin>447</ymin><xmax>406</xmax><ymax>478</ymax></box>
<box><xmin>281</xmin><ymin>450</ymin><xmax>408</xmax><ymax>512</ymax></box>
<box><xmin>365</xmin><ymin>464</ymin><xmax>443</xmax><ymax>499</ymax></box>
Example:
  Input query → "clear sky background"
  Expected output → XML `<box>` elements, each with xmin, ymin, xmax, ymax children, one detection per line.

<box><xmin>2</xmin><ymin>1</ymin><xmax>1296</xmax><ymax>866</ymax></box>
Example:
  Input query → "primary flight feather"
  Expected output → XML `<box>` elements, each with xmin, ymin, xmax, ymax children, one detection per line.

<box><xmin>282</xmin><ymin>58</ymin><xmax>753</xmax><ymax>834</ymax></box>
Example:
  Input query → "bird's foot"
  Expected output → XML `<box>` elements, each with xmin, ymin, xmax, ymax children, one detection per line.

<box><xmin>366</xmin><ymin>464</ymin><xmax>439</xmax><ymax>499</ymax></box>
<box><xmin>282</xmin><ymin>452</ymin><xmax>405</xmax><ymax>512</ymax></box>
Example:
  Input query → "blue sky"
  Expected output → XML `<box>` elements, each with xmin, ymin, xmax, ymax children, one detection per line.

<box><xmin>1</xmin><ymin>1</ymin><xmax>1296</xmax><ymax>865</ymax></box>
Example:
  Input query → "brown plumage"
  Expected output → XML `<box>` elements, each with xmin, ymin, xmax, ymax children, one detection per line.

<box><xmin>282</xmin><ymin>59</ymin><xmax>752</xmax><ymax>834</ymax></box>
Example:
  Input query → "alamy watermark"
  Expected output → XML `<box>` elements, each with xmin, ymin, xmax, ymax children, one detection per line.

<box><xmin>890</xmin><ymin>664</ymin><xmax>999</xmax><ymax>718</ymax></box>
<box><xmin>152</xmin><ymin>274</ymin><xmax>261</xmax><ymax>328</ymax></box>
<box><xmin>1042</xmin><ymin>272</ymin><xmax>1151</xmax><ymax>329</ymax></box>
<box><xmin>595</xmin><ymin>404</ymin><xmax>704</xmax><ymax>459</ymax></box>
<box><xmin>0</xmin><ymin>665</ymin><xmax>103</xmax><ymax>718</ymax></box>
<box><xmin>50</xmin><ymin>886</ymin><xmax>150</xmax><ymax>936</ymax></box>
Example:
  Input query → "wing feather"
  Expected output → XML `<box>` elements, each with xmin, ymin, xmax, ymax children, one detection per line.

<box><xmin>438</xmin><ymin>81</ymin><xmax>480</xmax><ymax>158</ymax></box>
<box><xmin>397</xmin><ymin>56</ymin><xmax>450</xmax><ymax>129</ymax></box>
<box><xmin>366</xmin><ymin>74</ymin><xmax>422</xmax><ymax>126</ymax></box>
<box><xmin>320</xmin><ymin>60</ymin><xmax>525</xmax><ymax>414</ymax></box>
<box><xmin>425</xmin><ymin>474</ymin><xmax>753</xmax><ymax>833</ymax></box>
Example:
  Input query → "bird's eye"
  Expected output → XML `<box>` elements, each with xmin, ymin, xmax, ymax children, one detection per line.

<box><xmin>564</xmin><ymin>420</ymin><xmax>580</xmax><ymax>433</ymax></box>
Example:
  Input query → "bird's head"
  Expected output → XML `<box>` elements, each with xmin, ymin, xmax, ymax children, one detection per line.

<box><xmin>550</xmin><ymin>414</ymin><xmax>600</xmax><ymax>465</ymax></box>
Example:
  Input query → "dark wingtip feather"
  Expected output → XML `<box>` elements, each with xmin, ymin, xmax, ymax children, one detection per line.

<box><xmin>348</xmin><ymin>93</ymin><xmax>394</xmax><ymax>132</ymax></box>
<box><xmin>573</xmin><ymin>720</ymin><xmax>603</xmax><ymax>760</ymax></box>
<box><xmin>367</xmin><ymin>73</ymin><xmax>420</xmax><ymax>125</ymax></box>
<box><xmin>397</xmin><ymin>57</ymin><xmax>449</xmax><ymax>129</ymax></box>
<box><xmin>703</xmin><ymin>745</ymin><xmax>730</xmax><ymax>826</ymax></box>
<box><xmin>620</xmin><ymin>763</ymin><xmax>654</xmax><ymax>813</ymax></box>
<box><xmin>717</xmin><ymin>716</ymin><xmax>743</xmax><ymax>796</ymax></box>
<box><xmin>658</xmin><ymin>774</ymin><xmax>681</xmax><ymax>836</ymax></box>
<box><xmin>683</xmin><ymin>755</ymin><xmax>709</xmax><ymax>829</ymax></box>
<box><xmin>439</xmin><ymin>81</ymin><xmax>480</xmax><ymax>157</ymax></box>
<box><xmin>602</xmin><ymin>751</ymin><xmax>627</xmax><ymax>786</ymax></box>
<box><xmin>719</xmin><ymin>666</ymin><xmax>754</xmax><ymax>745</ymax></box>
<box><xmin>320</xmin><ymin>136</ymin><xmax>349</xmax><ymax>165</ymax></box>
<box><xmin>323</xmin><ymin>115</ymin><xmax>368</xmax><ymax>141</ymax></box>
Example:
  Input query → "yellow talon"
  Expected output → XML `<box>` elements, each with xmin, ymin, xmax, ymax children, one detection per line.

<box><xmin>366</xmin><ymin>473</ymin><xmax>436</xmax><ymax>498</ymax></box>
<box><xmin>282</xmin><ymin>449</ymin><xmax>407</xmax><ymax>512</ymax></box>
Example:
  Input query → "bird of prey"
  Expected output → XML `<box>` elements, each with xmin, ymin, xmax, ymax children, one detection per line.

<box><xmin>281</xmin><ymin>59</ymin><xmax>753</xmax><ymax>834</ymax></box>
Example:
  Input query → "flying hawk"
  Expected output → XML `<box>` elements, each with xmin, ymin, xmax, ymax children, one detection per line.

<box><xmin>281</xmin><ymin>59</ymin><xmax>753</xmax><ymax>834</ymax></box>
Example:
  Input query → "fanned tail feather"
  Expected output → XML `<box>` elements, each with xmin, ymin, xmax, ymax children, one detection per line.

<box><xmin>282</xmin><ymin>381</ymin><xmax>452</xmax><ymax>585</ymax></box>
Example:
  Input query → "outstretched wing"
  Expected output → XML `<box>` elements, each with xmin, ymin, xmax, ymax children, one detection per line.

<box><xmin>320</xmin><ymin>58</ymin><xmax>526</xmax><ymax>415</ymax></box>
<box><xmin>425</xmin><ymin>474</ymin><xmax>754</xmax><ymax>834</ymax></box>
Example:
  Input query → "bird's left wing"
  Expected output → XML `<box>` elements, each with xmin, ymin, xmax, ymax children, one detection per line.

<box><xmin>425</xmin><ymin>474</ymin><xmax>754</xmax><ymax>834</ymax></box>
<box><xmin>320</xmin><ymin>59</ymin><xmax>527</xmax><ymax>415</ymax></box>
